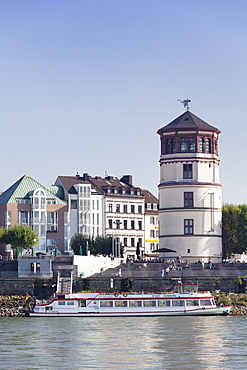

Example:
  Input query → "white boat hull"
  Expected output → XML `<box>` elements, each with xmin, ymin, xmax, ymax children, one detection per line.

<box><xmin>29</xmin><ymin>306</ymin><xmax>231</xmax><ymax>317</ymax></box>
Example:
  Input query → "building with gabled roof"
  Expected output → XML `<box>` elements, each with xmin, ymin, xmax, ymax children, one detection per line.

<box><xmin>0</xmin><ymin>175</ymin><xmax>68</xmax><ymax>258</ymax></box>
<box><xmin>55</xmin><ymin>173</ymin><xmax>158</xmax><ymax>258</ymax></box>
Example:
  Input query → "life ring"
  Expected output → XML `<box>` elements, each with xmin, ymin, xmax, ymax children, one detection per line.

<box><xmin>114</xmin><ymin>292</ymin><xmax>119</xmax><ymax>297</ymax></box>
<box><xmin>123</xmin><ymin>292</ymin><xmax>128</xmax><ymax>297</ymax></box>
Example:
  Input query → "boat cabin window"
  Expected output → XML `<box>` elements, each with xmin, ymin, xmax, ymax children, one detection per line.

<box><xmin>45</xmin><ymin>306</ymin><xmax>53</xmax><ymax>310</ymax></box>
<box><xmin>58</xmin><ymin>301</ymin><xmax>66</xmax><ymax>305</ymax></box>
<box><xmin>100</xmin><ymin>301</ymin><xmax>113</xmax><ymax>307</ymax></box>
<box><xmin>129</xmin><ymin>301</ymin><xmax>142</xmax><ymax>307</ymax></box>
<box><xmin>143</xmin><ymin>300</ymin><xmax>156</xmax><ymax>307</ymax></box>
<box><xmin>67</xmin><ymin>301</ymin><xmax>75</xmax><ymax>305</ymax></box>
<box><xmin>158</xmin><ymin>300</ymin><xmax>171</xmax><ymax>307</ymax></box>
<box><xmin>79</xmin><ymin>300</ymin><xmax>86</xmax><ymax>307</ymax></box>
<box><xmin>172</xmin><ymin>300</ymin><xmax>185</xmax><ymax>307</ymax></box>
<box><xmin>200</xmin><ymin>299</ymin><xmax>212</xmax><ymax>306</ymax></box>
<box><xmin>186</xmin><ymin>300</ymin><xmax>199</xmax><ymax>306</ymax></box>
<box><xmin>57</xmin><ymin>294</ymin><xmax>65</xmax><ymax>299</ymax></box>
<box><xmin>115</xmin><ymin>301</ymin><xmax>127</xmax><ymax>307</ymax></box>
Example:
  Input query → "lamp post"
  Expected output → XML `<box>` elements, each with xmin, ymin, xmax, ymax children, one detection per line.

<box><xmin>113</xmin><ymin>221</ymin><xmax>122</xmax><ymax>258</ymax></box>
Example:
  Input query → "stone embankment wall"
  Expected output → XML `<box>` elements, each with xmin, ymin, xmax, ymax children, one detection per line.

<box><xmin>77</xmin><ymin>277</ymin><xmax>240</xmax><ymax>293</ymax></box>
<box><xmin>0</xmin><ymin>276</ymin><xmax>246</xmax><ymax>297</ymax></box>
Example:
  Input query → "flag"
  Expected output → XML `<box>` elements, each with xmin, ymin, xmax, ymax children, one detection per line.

<box><xmin>25</xmin><ymin>293</ymin><xmax>30</xmax><ymax>302</ymax></box>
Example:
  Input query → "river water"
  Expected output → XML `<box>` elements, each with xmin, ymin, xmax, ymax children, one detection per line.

<box><xmin>0</xmin><ymin>316</ymin><xmax>246</xmax><ymax>369</ymax></box>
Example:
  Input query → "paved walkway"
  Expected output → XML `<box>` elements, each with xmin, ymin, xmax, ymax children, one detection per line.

<box><xmin>92</xmin><ymin>261</ymin><xmax>247</xmax><ymax>278</ymax></box>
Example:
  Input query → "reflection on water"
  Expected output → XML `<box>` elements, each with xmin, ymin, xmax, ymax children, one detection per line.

<box><xmin>0</xmin><ymin>316</ymin><xmax>246</xmax><ymax>369</ymax></box>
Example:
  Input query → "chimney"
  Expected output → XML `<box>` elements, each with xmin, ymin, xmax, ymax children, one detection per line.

<box><xmin>121</xmin><ymin>175</ymin><xmax>133</xmax><ymax>185</ymax></box>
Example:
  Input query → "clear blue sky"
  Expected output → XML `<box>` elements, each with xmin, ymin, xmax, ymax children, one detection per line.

<box><xmin>1</xmin><ymin>1</ymin><xmax>247</xmax><ymax>203</ymax></box>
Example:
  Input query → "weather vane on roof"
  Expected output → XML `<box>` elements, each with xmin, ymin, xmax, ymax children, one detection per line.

<box><xmin>177</xmin><ymin>98</ymin><xmax>191</xmax><ymax>110</ymax></box>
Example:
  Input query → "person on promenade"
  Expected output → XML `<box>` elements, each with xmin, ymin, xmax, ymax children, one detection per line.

<box><xmin>161</xmin><ymin>269</ymin><xmax>165</xmax><ymax>277</ymax></box>
<box><xmin>165</xmin><ymin>267</ymin><xmax>170</xmax><ymax>276</ymax></box>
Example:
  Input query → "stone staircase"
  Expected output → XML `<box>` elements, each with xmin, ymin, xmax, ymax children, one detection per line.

<box><xmin>57</xmin><ymin>276</ymin><xmax>72</xmax><ymax>294</ymax></box>
<box><xmin>91</xmin><ymin>261</ymin><xmax>247</xmax><ymax>279</ymax></box>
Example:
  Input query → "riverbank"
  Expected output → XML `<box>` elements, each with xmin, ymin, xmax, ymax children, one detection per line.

<box><xmin>0</xmin><ymin>295</ymin><xmax>35</xmax><ymax>317</ymax></box>
<box><xmin>0</xmin><ymin>295</ymin><xmax>246</xmax><ymax>317</ymax></box>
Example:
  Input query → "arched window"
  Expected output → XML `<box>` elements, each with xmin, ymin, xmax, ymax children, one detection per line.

<box><xmin>199</xmin><ymin>138</ymin><xmax>205</xmax><ymax>153</ymax></box>
<box><xmin>206</xmin><ymin>138</ymin><xmax>211</xmax><ymax>153</ymax></box>
<box><xmin>165</xmin><ymin>139</ymin><xmax>171</xmax><ymax>154</ymax></box>
<box><xmin>180</xmin><ymin>138</ymin><xmax>186</xmax><ymax>152</ymax></box>
<box><xmin>171</xmin><ymin>138</ymin><xmax>176</xmax><ymax>153</ymax></box>
<box><xmin>188</xmin><ymin>138</ymin><xmax>195</xmax><ymax>152</ymax></box>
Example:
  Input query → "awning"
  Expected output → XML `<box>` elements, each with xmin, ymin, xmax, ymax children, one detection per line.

<box><xmin>153</xmin><ymin>247</ymin><xmax>177</xmax><ymax>253</ymax></box>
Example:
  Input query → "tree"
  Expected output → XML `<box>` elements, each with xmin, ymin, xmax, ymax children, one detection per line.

<box><xmin>70</xmin><ymin>234</ymin><xmax>89</xmax><ymax>255</ymax></box>
<box><xmin>1</xmin><ymin>225</ymin><xmax>39</xmax><ymax>254</ymax></box>
<box><xmin>222</xmin><ymin>204</ymin><xmax>247</xmax><ymax>256</ymax></box>
<box><xmin>70</xmin><ymin>234</ymin><xmax>119</xmax><ymax>256</ymax></box>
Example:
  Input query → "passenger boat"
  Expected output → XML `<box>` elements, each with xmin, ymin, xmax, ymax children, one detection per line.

<box><xmin>29</xmin><ymin>283</ymin><xmax>231</xmax><ymax>317</ymax></box>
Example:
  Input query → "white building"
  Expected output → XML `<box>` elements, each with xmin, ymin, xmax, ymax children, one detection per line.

<box><xmin>55</xmin><ymin>174</ymin><xmax>158</xmax><ymax>258</ymax></box>
<box><xmin>157</xmin><ymin>111</ymin><xmax>222</xmax><ymax>262</ymax></box>
<box><xmin>142</xmin><ymin>189</ymin><xmax>159</xmax><ymax>255</ymax></box>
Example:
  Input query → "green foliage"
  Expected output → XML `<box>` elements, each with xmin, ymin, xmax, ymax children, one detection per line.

<box><xmin>222</xmin><ymin>204</ymin><xmax>247</xmax><ymax>256</ymax></box>
<box><xmin>0</xmin><ymin>228</ymin><xmax>5</xmax><ymax>244</ymax></box>
<box><xmin>70</xmin><ymin>234</ymin><xmax>121</xmax><ymax>256</ymax></box>
<box><xmin>1</xmin><ymin>225</ymin><xmax>39</xmax><ymax>250</ymax></box>
<box><xmin>215</xmin><ymin>292</ymin><xmax>230</xmax><ymax>306</ymax></box>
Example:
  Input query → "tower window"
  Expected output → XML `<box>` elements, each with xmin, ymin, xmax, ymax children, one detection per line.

<box><xmin>206</xmin><ymin>138</ymin><xmax>211</xmax><ymax>153</ymax></box>
<box><xmin>184</xmin><ymin>219</ymin><xmax>194</xmax><ymax>235</ymax></box>
<box><xmin>165</xmin><ymin>139</ymin><xmax>171</xmax><ymax>154</ymax></box>
<box><xmin>199</xmin><ymin>138</ymin><xmax>205</xmax><ymax>152</ymax></box>
<box><xmin>180</xmin><ymin>138</ymin><xmax>187</xmax><ymax>152</ymax></box>
<box><xmin>183</xmin><ymin>164</ymin><xmax>192</xmax><ymax>179</ymax></box>
<box><xmin>188</xmin><ymin>138</ymin><xmax>195</xmax><ymax>152</ymax></box>
<box><xmin>184</xmin><ymin>192</ymin><xmax>194</xmax><ymax>208</ymax></box>
<box><xmin>172</xmin><ymin>138</ymin><xmax>176</xmax><ymax>153</ymax></box>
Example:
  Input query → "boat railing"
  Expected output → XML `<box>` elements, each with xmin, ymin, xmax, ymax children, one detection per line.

<box><xmin>173</xmin><ymin>283</ymin><xmax>199</xmax><ymax>294</ymax></box>
<box><xmin>36</xmin><ymin>298</ymin><xmax>53</xmax><ymax>305</ymax></box>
